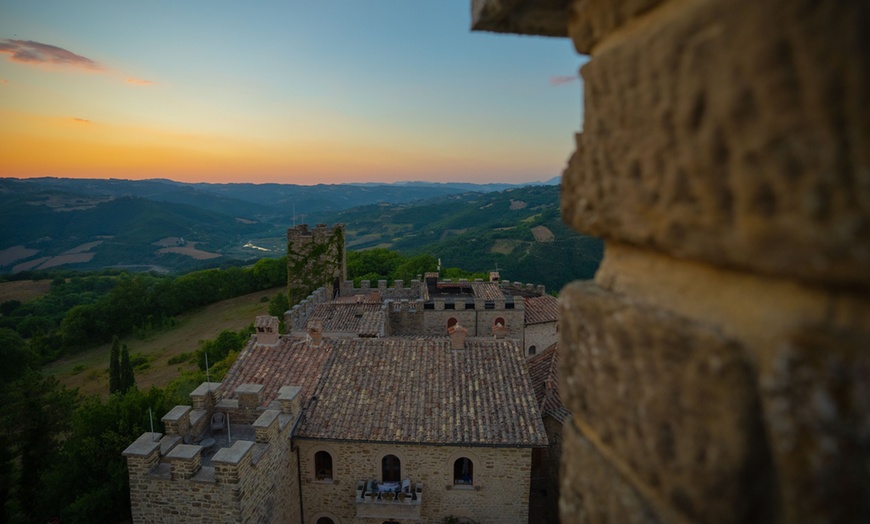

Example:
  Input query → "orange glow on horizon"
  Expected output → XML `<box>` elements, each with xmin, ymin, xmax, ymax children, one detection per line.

<box><xmin>1</xmin><ymin>111</ymin><xmax>556</xmax><ymax>185</ymax></box>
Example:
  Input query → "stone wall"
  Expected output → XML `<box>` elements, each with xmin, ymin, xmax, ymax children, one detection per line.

<box><xmin>529</xmin><ymin>416</ymin><xmax>563</xmax><ymax>524</ymax></box>
<box><xmin>340</xmin><ymin>279</ymin><xmax>424</xmax><ymax>299</ymax></box>
<box><xmin>124</xmin><ymin>384</ymin><xmax>303</xmax><ymax>524</ymax></box>
<box><xmin>523</xmin><ymin>321</ymin><xmax>557</xmax><ymax>357</ymax></box>
<box><xmin>286</xmin><ymin>286</ymin><xmax>330</xmax><ymax>331</ymax></box>
<box><xmin>297</xmin><ymin>440</ymin><xmax>532</xmax><ymax>524</ymax></box>
<box><xmin>473</xmin><ymin>0</ymin><xmax>870</xmax><ymax>522</ymax></box>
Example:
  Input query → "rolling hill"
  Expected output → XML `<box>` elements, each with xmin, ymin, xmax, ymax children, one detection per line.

<box><xmin>0</xmin><ymin>177</ymin><xmax>600</xmax><ymax>290</ymax></box>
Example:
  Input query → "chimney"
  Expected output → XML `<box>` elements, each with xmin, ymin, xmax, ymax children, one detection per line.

<box><xmin>489</xmin><ymin>271</ymin><xmax>500</xmax><ymax>283</ymax></box>
<box><xmin>307</xmin><ymin>319</ymin><xmax>323</xmax><ymax>345</ymax></box>
<box><xmin>255</xmin><ymin>315</ymin><xmax>279</xmax><ymax>346</ymax></box>
<box><xmin>448</xmin><ymin>321</ymin><xmax>468</xmax><ymax>350</ymax></box>
<box><xmin>425</xmin><ymin>272</ymin><xmax>439</xmax><ymax>298</ymax></box>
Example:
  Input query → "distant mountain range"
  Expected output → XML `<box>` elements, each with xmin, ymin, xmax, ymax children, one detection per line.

<box><xmin>0</xmin><ymin>176</ymin><xmax>597</xmax><ymax>290</ymax></box>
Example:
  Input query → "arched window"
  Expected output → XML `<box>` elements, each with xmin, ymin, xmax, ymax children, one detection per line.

<box><xmin>315</xmin><ymin>451</ymin><xmax>333</xmax><ymax>481</ymax></box>
<box><xmin>454</xmin><ymin>457</ymin><xmax>474</xmax><ymax>485</ymax></box>
<box><xmin>382</xmin><ymin>454</ymin><xmax>401</xmax><ymax>482</ymax></box>
<box><xmin>529</xmin><ymin>345</ymin><xmax>537</xmax><ymax>355</ymax></box>
<box><xmin>447</xmin><ymin>317</ymin><xmax>458</xmax><ymax>329</ymax></box>
<box><xmin>494</xmin><ymin>317</ymin><xmax>505</xmax><ymax>328</ymax></box>
<box><xmin>316</xmin><ymin>518</ymin><xmax>334</xmax><ymax>524</ymax></box>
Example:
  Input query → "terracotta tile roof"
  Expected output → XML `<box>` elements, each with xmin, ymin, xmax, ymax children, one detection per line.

<box><xmin>524</xmin><ymin>295</ymin><xmax>560</xmax><ymax>325</ymax></box>
<box><xmin>333</xmin><ymin>292</ymin><xmax>382</xmax><ymax>304</ymax></box>
<box><xmin>219</xmin><ymin>337</ymin><xmax>331</xmax><ymax>407</ymax></box>
<box><xmin>432</xmin><ymin>281</ymin><xmax>506</xmax><ymax>301</ymax></box>
<box><xmin>526</xmin><ymin>343</ymin><xmax>570</xmax><ymax>423</ymax></box>
<box><xmin>357</xmin><ymin>311</ymin><xmax>384</xmax><ymax>337</ymax></box>
<box><xmin>296</xmin><ymin>337</ymin><xmax>547</xmax><ymax>447</ymax></box>
<box><xmin>471</xmin><ymin>282</ymin><xmax>507</xmax><ymax>301</ymax></box>
<box><xmin>309</xmin><ymin>303</ymin><xmax>384</xmax><ymax>336</ymax></box>
<box><xmin>255</xmin><ymin>315</ymin><xmax>277</xmax><ymax>329</ymax></box>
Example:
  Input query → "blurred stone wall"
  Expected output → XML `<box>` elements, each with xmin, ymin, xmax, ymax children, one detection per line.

<box><xmin>473</xmin><ymin>0</ymin><xmax>869</xmax><ymax>521</ymax></box>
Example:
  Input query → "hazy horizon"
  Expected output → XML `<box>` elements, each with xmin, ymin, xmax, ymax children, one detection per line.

<box><xmin>0</xmin><ymin>2</ymin><xmax>584</xmax><ymax>185</ymax></box>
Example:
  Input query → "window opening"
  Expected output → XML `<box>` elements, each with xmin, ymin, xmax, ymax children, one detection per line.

<box><xmin>529</xmin><ymin>345</ymin><xmax>537</xmax><ymax>355</ymax></box>
<box><xmin>453</xmin><ymin>457</ymin><xmax>474</xmax><ymax>485</ymax></box>
<box><xmin>317</xmin><ymin>518</ymin><xmax>335</xmax><ymax>524</ymax></box>
<box><xmin>315</xmin><ymin>451</ymin><xmax>333</xmax><ymax>481</ymax></box>
<box><xmin>382</xmin><ymin>454</ymin><xmax>401</xmax><ymax>482</ymax></box>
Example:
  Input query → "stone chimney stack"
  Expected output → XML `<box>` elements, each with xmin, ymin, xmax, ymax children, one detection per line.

<box><xmin>307</xmin><ymin>319</ymin><xmax>323</xmax><ymax>345</ymax></box>
<box><xmin>448</xmin><ymin>321</ymin><xmax>468</xmax><ymax>350</ymax></box>
<box><xmin>255</xmin><ymin>315</ymin><xmax>279</xmax><ymax>346</ymax></box>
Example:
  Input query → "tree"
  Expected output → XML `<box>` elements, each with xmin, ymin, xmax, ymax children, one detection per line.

<box><xmin>197</xmin><ymin>327</ymin><xmax>251</xmax><ymax>372</ymax></box>
<box><xmin>268</xmin><ymin>292</ymin><xmax>289</xmax><ymax>332</ymax></box>
<box><xmin>39</xmin><ymin>386</ymin><xmax>179</xmax><ymax>523</ymax></box>
<box><xmin>393</xmin><ymin>254</ymin><xmax>438</xmax><ymax>282</ymax></box>
<box><xmin>119</xmin><ymin>345</ymin><xmax>135</xmax><ymax>394</ymax></box>
<box><xmin>109</xmin><ymin>336</ymin><xmax>121</xmax><ymax>394</ymax></box>
<box><xmin>1</xmin><ymin>371</ymin><xmax>77</xmax><ymax>522</ymax></box>
<box><xmin>0</xmin><ymin>327</ymin><xmax>30</xmax><ymax>386</ymax></box>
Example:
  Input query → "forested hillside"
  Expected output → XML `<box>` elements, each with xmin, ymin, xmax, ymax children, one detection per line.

<box><xmin>323</xmin><ymin>185</ymin><xmax>602</xmax><ymax>290</ymax></box>
<box><xmin>1</xmin><ymin>177</ymin><xmax>597</xmax><ymax>291</ymax></box>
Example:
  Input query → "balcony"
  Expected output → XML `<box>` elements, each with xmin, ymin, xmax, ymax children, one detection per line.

<box><xmin>356</xmin><ymin>479</ymin><xmax>423</xmax><ymax>521</ymax></box>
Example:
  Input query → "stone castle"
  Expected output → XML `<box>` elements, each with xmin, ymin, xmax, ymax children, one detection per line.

<box><xmin>124</xmin><ymin>224</ymin><xmax>565</xmax><ymax>524</ymax></box>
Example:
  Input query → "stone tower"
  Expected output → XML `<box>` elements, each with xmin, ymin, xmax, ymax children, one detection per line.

<box><xmin>286</xmin><ymin>224</ymin><xmax>346</xmax><ymax>307</ymax></box>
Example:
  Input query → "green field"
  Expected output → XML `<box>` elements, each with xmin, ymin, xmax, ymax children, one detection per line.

<box><xmin>44</xmin><ymin>286</ymin><xmax>283</xmax><ymax>397</ymax></box>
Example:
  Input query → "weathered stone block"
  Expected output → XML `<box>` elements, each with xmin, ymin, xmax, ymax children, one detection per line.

<box><xmin>560</xmin><ymin>281</ymin><xmax>775</xmax><ymax>523</ymax></box>
<box><xmin>568</xmin><ymin>0</ymin><xmax>665</xmax><ymax>54</ymax></box>
<box><xmin>561</xmin><ymin>422</ymin><xmax>661</xmax><ymax>524</ymax></box>
<box><xmin>762</xmin><ymin>327</ymin><xmax>870</xmax><ymax>523</ymax></box>
<box><xmin>562</xmin><ymin>0</ymin><xmax>870</xmax><ymax>287</ymax></box>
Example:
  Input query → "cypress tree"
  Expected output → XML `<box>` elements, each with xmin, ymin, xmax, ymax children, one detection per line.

<box><xmin>119</xmin><ymin>344</ymin><xmax>135</xmax><ymax>394</ymax></box>
<box><xmin>109</xmin><ymin>336</ymin><xmax>121</xmax><ymax>394</ymax></box>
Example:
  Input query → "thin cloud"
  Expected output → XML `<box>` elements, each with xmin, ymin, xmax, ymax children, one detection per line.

<box><xmin>0</xmin><ymin>39</ymin><xmax>102</xmax><ymax>71</ymax></box>
<box><xmin>126</xmin><ymin>77</ymin><xmax>155</xmax><ymax>86</ymax></box>
<box><xmin>72</xmin><ymin>117</ymin><xmax>91</xmax><ymax>123</ymax></box>
<box><xmin>0</xmin><ymin>79</ymin><xmax>8</xmax><ymax>85</ymax></box>
<box><xmin>549</xmin><ymin>75</ymin><xmax>578</xmax><ymax>86</ymax></box>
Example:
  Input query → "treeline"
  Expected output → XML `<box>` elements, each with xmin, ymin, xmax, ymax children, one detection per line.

<box><xmin>0</xmin><ymin>257</ymin><xmax>286</xmax><ymax>362</ymax></box>
<box><xmin>346</xmin><ymin>249</ymin><xmax>487</xmax><ymax>285</ymax></box>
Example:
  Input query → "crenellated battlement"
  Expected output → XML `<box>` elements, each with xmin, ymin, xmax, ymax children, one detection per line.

<box><xmin>340</xmin><ymin>278</ymin><xmax>423</xmax><ymax>299</ymax></box>
<box><xmin>123</xmin><ymin>383</ymin><xmax>303</xmax><ymax>523</ymax></box>
<box><xmin>285</xmin><ymin>286</ymin><xmax>330</xmax><ymax>331</ymax></box>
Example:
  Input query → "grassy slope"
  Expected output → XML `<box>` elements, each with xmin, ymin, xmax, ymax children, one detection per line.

<box><xmin>0</xmin><ymin>280</ymin><xmax>52</xmax><ymax>303</ymax></box>
<box><xmin>44</xmin><ymin>286</ymin><xmax>284</xmax><ymax>398</ymax></box>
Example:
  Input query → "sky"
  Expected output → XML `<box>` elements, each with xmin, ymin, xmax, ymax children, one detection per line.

<box><xmin>0</xmin><ymin>1</ymin><xmax>584</xmax><ymax>185</ymax></box>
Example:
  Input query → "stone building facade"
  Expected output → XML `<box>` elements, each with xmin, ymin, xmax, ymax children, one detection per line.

<box><xmin>297</xmin><ymin>441</ymin><xmax>532</xmax><ymax>524</ymax></box>
<box><xmin>473</xmin><ymin>1</ymin><xmax>870</xmax><ymax>522</ymax></box>
<box><xmin>124</xmin><ymin>304</ymin><xmax>562</xmax><ymax>523</ymax></box>
<box><xmin>522</xmin><ymin>295</ymin><xmax>559</xmax><ymax>358</ymax></box>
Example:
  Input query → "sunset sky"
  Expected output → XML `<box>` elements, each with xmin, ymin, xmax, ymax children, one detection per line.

<box><xmin>0</xmin><ymin>1</ymin><xmax>584</xmax><ymax>185</ymax></box>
